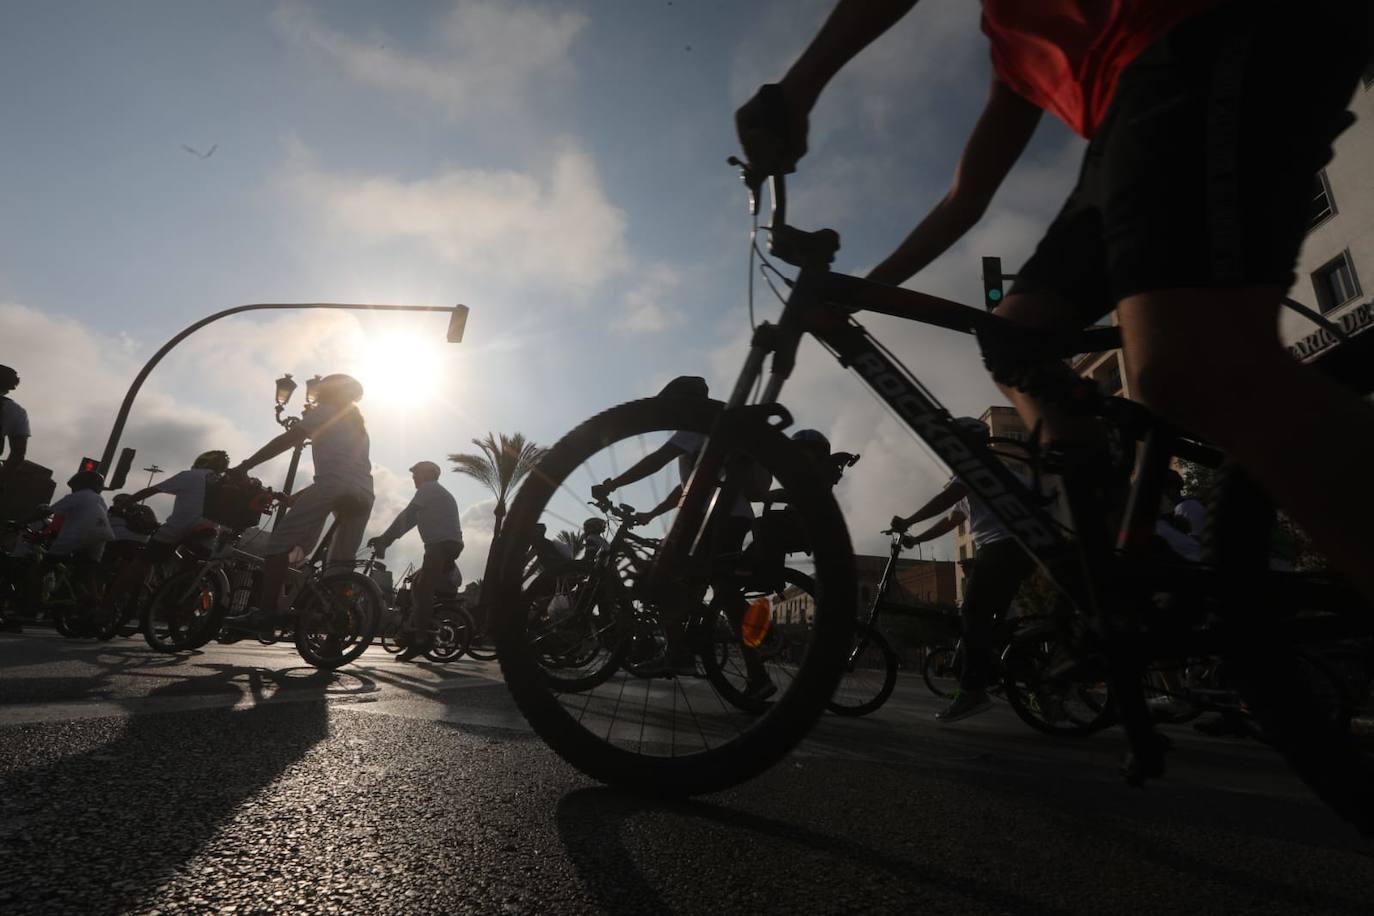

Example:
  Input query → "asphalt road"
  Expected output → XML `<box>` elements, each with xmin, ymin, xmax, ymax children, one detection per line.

<box><xmin>2</xmin><ymin>630</ymin><xmax>1371</xmax><ymax>915</ymax></box>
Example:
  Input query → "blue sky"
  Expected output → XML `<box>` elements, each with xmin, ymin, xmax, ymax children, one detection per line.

<box><xmin>1</xmin><ymin>0</ymin><xmax>1085</xmax><ymax>573</ymax></box>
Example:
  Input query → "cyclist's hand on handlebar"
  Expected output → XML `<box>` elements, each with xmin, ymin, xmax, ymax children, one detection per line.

<box><xmin>735</xmin><ymin>83</ymin><xmax>808</xmax><ymax>176</ymax></box>
<box><xmin>632</xmin><ymin>511</ymin><xmax>655</xmax><ymax>527</ymax></box>
<box><xmin>900</xmin><ymin>534</ymin><xmax>920</xmax><ymax>549</ymax></box>
<box><xmin>889</xmin><ymin>515</ymin><xmax>909</xmax><ymax>533</ymax></box>
<box><xmin>590</xmin><ymin>479</ymin><xmax>614</xmax><ymax>504</ymax></box>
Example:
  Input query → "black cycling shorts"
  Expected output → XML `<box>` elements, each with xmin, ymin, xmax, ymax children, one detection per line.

<box><xmin>1010</xmin><ymin>0</ymin><xmax>1370</xmax><ymax>320</ymax></box>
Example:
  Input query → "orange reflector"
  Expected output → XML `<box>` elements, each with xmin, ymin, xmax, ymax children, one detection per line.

<box><xmin>741</xmin><ymin>597</ymin><xmax>772</xmax><ymax>648</ymax></box>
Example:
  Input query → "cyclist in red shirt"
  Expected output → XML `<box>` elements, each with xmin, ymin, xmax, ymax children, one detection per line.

<box><xmin>736</xmin><ymin>0</ymin><xmax>1374</xmax><ymax>603</ymax></box>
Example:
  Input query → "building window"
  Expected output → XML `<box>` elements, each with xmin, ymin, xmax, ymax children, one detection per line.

<box><xmin>1311</xmin><ymin>171</ymin><xmax>1335</xmax><ymax>228</ymax></box>
<box><xmin>1312</xmin><ymin>250</ymin><xmax>1362</xmax><ymax>314</ymax></box>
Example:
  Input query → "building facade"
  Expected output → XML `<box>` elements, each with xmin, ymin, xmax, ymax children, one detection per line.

<box><xmin>1280</xmin><ymin>74</ymin><xmax>1374</xmax><ymax>359</ymax></box>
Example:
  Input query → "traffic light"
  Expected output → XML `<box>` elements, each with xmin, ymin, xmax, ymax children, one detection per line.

<box><xmin>446</xmin><ymin>304</ymin><xmax>469</xmax><ymax>343</ymax></box>
<box><xmin>981</xmin><ymin>257</ymin><xmax>1005</xmax><ymax>311</ymax></box>
<box><xmin>78</xmin><ymin>456</ymin><xmax>100</xmax><ymax>474</ymax></box>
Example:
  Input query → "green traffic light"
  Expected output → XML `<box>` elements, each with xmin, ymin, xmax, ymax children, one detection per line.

<box><xmin>988</xmin><ymin>288</ymin><xmax>1003</xmax><ymax>302</ymax></box>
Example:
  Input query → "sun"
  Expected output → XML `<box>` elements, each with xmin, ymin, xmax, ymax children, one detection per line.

<box><xmin>355</xmin><ymin>330</ymin><xmax>447</xmax><ymax>411</ymax></box>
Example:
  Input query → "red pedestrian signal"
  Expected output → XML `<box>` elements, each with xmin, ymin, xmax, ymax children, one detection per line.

<box><xmin>79</xmin><ymin>456</ymin><xmax>100</xmax><ymax>474</ymax></box>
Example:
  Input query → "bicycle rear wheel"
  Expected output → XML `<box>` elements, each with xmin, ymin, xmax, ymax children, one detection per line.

<box><xmin>491</xmin><ymin>397</ymin><xmax>856</xmax><ymax>796</ymax></box>
<box><xmin>921</xmin><ymin>645</ymin><xmax>958</xmax><ymax>698</ymax></box>
<box><xmin>142</xmin><ymin>569</ymin><xmax>223</xmax><ymax>653</ymax></box>
<box><xmin>426</xmin><ymin>607</ymin><xmax>474</xmax><ymax>662</ymax></box>
<box><xmin>1002</xmin><ymin>625</ymin><xmax>1114</xmax><ymax>737</ymax></box>
<box><xmin>294</xmin><ymin>571</ymin><xmax>380</xmax><ymax>670</ymax></box>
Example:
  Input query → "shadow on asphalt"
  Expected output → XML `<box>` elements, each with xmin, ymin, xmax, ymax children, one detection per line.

<box><xmin>0</xmin><ymin>664</ymin><xmax>348</xmax><ymax>915</ymax></box>
<box><xmin>555</xmin><ymin>786</ymin><xmax>1062</xmax><ymax>915</ymax></box>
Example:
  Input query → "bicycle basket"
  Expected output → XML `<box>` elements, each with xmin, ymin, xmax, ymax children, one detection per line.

<box><xmin>203</xmin><ymin>475</ymin><xmax>272</xmax><ymax>531</ymax></box>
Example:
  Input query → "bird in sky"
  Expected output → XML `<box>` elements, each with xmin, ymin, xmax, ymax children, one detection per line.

<box><xmin>181</xmin><ymin>143</ymin><xmax>217</xmax><ymax>159</ymax></box>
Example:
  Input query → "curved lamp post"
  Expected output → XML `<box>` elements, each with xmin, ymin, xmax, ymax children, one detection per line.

<box><xmin>98</xmin><ymin>302</ymin><xmax>468</xmax><ymax>473</ymax></box>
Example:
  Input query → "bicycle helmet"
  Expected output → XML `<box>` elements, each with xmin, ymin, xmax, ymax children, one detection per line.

<box><xmin>315</xmin><ymin>373</ymin><xmax>365</xmax><ymax>404</ymax></box>
<box><xmin>409</xmin><ymin>460</ymin><xmax>442</xmax><ymax>481</ymax></box>
<box><xmin>954</xmin><ymin>417</ymin><xmax>990</xmax><ymax>441</ymax></box>
<box><xmin>0</xmin><ymin>364</ymin><xmax>17</xmax><ymax>392</ymax></box>
<box><xmin>192</xmin><ymin>450</ymin><xmax>231</xmax><ymax>472</ymax></box>
<box><xmin>67</xmin><ymin>469</ymin><xmax>104</xmax><ymax>491</ymax></box>
<box><xmin>583</xmin><ymin>517</ymin><xmax>607</xmax><ymax>535</ymax></box>
<box><xmin>790</xmin><ymin>428</ymin><xmax>831</xmax><ymax>459</ymax></box>
<box><xmin>658</xmin><ymin>375</ymin><xmax>709</xmax><ymax>399</ymax></box>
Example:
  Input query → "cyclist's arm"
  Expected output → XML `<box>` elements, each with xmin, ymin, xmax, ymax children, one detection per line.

<box><xmin>780</xmin><ymin>0</ymin><xmax>919</xmax><ymax>113</ymax></box>
<box><xmin>894</xmin><ymin>481</ymin><xmax>967</xmax><ymax>528</ymax></box>
<box><xmin>374</xmin><ymin>502</ymin><xmax>417</xmax><ymax>547</ymax></box>
<box><xmin>906</xmin><ymin>509</ymin><xmax>965</xmax><ymax>545</ymax></box>
<box><xmin>867</xmin><ymin>78</ymin><xmax>1042</xmax><ymax>286</ymax></box>
<box><xmin>233</xmin><ymin>426</ymin><xmax>307</xmax><ymax>474</ymax></box>
<box><xmin>601</xmin><ymin>443</ymin><xmax>680</xmax><ymax>492</ymax></box>
<box><xmin>123</xmin><ymin>485</ymin><xmax>161</xmax><ymax>504</ymax></box>
<box><xmin>637</xmin><ymin>484</ymin><xmax>684</xmax><ymax>525</ymax></box>
<box><xmin>1</xmin><ymin>433</ymin><xmax>26</xmax><ymax>471</ymax></box>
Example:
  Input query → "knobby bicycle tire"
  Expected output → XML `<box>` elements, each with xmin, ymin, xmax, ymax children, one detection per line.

<box><xmin>491</xmin><ymin>397</ymin><xmax>856</xmax><ymax>796</ymax></box>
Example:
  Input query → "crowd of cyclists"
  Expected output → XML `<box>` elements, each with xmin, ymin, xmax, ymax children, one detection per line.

<box><xmin>0</xmin><ymin>369</ymin><xmax>477</xmax><ymax>664</ymax></box>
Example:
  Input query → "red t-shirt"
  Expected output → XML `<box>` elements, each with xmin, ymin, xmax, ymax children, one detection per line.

<box><xmin>981</xmin><ymin>0</ymin><xmax>1226</xmax><ymax>138</ymax></box>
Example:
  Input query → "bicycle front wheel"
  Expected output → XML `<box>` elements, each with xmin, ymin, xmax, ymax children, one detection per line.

<box><xmin>294</xmin><ymin>571</ymin><xmax>380</xmax><ymax>670</ymax></box>
<box><xmin>491</xmin><ymin>397</ymin><xmax>856</xmax><ymax>796</ymax></box>
<box><xmin>827</xmin><ymin>624</ymin><xmax>900</xmax><ymax>718</ymax></box>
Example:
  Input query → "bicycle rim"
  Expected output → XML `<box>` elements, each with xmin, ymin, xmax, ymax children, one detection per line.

<box><xmin>491</xmin><ymin>397</ymin><xmax>855</xmax><ymax>796</ymax></box>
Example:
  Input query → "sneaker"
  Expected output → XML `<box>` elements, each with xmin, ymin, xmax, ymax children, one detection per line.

<box><xmin>935</xmin><ymin>689</ymin><xmax>993</xmax><ymax>724</ymax></box>
<box><xmin>743</xmin><ymin>678</ymin><xmax>777</xmax><ymax>703</ymax></box>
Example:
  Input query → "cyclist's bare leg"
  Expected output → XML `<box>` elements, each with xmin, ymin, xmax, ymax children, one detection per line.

<box><xmin>1117</xmin><ymin>286</ymin><xmax>1374</xmax><ymax>603</ymax></box>
<box><xmin>256</xmin><ymin>552</ymin><xmax>290</xmax><ymax>614</ymax></box>
<box><xmin>989</xmin><ymin>292</ymin><xmax>1103</xmax><ymax>449</ymax></box>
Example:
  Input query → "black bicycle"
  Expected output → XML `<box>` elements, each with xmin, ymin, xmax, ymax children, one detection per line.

<box><xmin>491</xmin><ymin>163</ymin><xmax>1374</xmax><ymax>828</ymax></box>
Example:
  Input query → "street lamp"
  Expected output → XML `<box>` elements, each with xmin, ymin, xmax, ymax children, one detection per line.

<box><xmin>97</xmin><ymin>302</ymin><xmax>468</xmax><ymax>474</ymax></box>
<box><xmin>270</xmin><ymin>373</ymin><xmax>324</xmax><ymax>527</ymax></box>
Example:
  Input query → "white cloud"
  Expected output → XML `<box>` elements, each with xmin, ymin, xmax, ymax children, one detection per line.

<box><xmin>0</xmin><ymin>302</ymin><xmax>256</xmax><ymax>517</ymax></box>
<box><xmin>614</xmin><ymin>264</ymin><xmax>685</xmax><ymax>334</ymax></box>
<box><xmin>271</xmin><ymin>1</ymin><xmax>587</xmax><ymax>120</ymax></box>
<box><xmin>279</xmin><ymin>140</ymin><xmax>630</xmax><ymax>298</ymax></box>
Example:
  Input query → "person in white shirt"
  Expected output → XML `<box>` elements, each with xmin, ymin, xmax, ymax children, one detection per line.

<box><xmin>232</xmin><ymin>374</ymin><xmax>374</xmax><ymax>625</ymax></box>
<box><xmin>0</xmin><ymin>364</ymin><xmax>31</xmax><ymax>494</ymax></box>
<box><xmin>104</xmin><ymin>451</ymin><xmax>228</xmax><ymax>608</ymax></box>
<box><xmin>367</xmin><ymin>460</ymin><xmax>462</xmax><ymax>661</ymax></box>
<box><xmin>43</xmin><ymin>470</ymin><xmax>115</xmax><ymax>566</ymax></box>
<box><xmin>891</xmin><ymin>417</ymin><xmax>1035</xmax><ymax>724</ymax></box>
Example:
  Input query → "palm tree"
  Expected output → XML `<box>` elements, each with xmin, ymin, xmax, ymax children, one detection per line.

<box><xmin>556</xmin><ymin>529</ymin><xmax>586</xmax><ymax>558</ymax></box>
<box><xmin>449</xmin><ymin>432</ymin><xmax>544</xmax><ymax>542</ymax></box>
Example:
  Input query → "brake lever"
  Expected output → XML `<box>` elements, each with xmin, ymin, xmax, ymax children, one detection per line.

<box><xmin>727</xmin><ymin>155</ymin><xmax>763</xmax><ymax>216</ymax></box>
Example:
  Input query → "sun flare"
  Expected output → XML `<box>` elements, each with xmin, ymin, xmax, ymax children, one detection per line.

<box><xmin>355</xmin><ymin>330</ymin><xmax>448</xmax><ymax>411</ymax></box>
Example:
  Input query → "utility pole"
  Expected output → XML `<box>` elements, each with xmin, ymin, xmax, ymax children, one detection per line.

<box><xmin>143</xmin><ymin>464</ymin><xmax>163</xmax><ymax>488</ymax></box>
